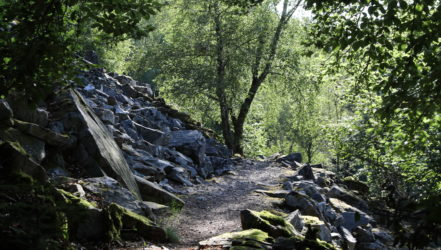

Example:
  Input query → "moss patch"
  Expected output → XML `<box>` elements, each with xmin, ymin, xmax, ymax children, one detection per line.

<box><xmin>200</xmin><ymin>229</ymin><xmax>272</xmax><ymax>249</ymax></box>
<box><xmin>241</xmin><ymin>209</ymin><xmax>296</xmax><ymax>238</ymax></box>
<box><xmin>0</xmin><ymin>172</ymin><xmax>71</xmax><ymax>249</ymax></box>
<box><xmin>104</xmin><ymin>203</ymin><xmax>167</xmax><ymax>242</ymax></box>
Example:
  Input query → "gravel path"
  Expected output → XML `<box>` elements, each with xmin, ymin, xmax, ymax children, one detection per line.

<box><xmin>163</xmin><ymin>159</ymin><xmax>296</xmax><ymax>249</ymax></box>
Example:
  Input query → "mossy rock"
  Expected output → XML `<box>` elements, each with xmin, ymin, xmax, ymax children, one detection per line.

<box><xmin>199</xmin><ymin>229</ymin><xmax>272</xmax><ymax>249</ymax></box>
<box><xmin>0</xmin><ymin>172</ymin><xmax>70</xmax><ymax>249</ymax></box>
<box><xmin>104</xmin><ymin>203</ymin><xmax>167</xmax><ymax>242</ymax></box>
<box><xmin>240</xmin><ymin>209</ymin><xmax>296</xmax><ymax>238</ymax></box>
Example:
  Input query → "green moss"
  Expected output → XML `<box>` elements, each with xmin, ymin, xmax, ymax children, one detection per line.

<box><xmin>230</xmin><ymin>229</ymin><xmax>271</xmax><ymax>242</ymax></box>
<box><xmin>104</xmin><ymin>203</ymin><xmax>124</xmax><ymax>241</ymax></box>
<box><xmin>104</xmin><ymin>203</ymin><xmax>167</xmax><ymax>242</ymax></box>
<box><xmin>248</xmin><ymin>210</ymin><xmax>296</xmax><ymax>236</ymax></box>
<box><xmin>0</xmin><ymin>172</ymin><xmax>71</xmax><ymax>249</ymax></box>
<box><xmin>253</xmin><ymin>210</ymin><xmax>287</xmax><ymax>227</ymax></box>
<box><xmin>205</xmin><ymin>229</ymin><xmax>271</xmax><ymax>250</ymax></box>
<box><xmin>302</xmin><ymin>215</ymin><xmax>324</xmax><ymax>226</ymax></box>
<box><xmin>56</xmin><ymin>188</ymin><xmax>96</xmax><ymax>208</ymax></box>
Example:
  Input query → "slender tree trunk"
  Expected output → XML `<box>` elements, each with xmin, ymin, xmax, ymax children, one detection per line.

<box><xmin>230</xmin><ymin>0</ymin><xmax>302</xmax><ymax>154</ymax></box>
<box><xmin>213</xmin><ymin>2</ymin><xmax>234</xmax><ymax>150</ymax></box>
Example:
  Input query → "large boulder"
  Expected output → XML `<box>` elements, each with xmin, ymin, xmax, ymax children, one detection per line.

<box><xmin>81</xmin><ymin>177</ymin><xmax>153</xmax><ymax>218</ymax></box>
<box><xmin>285</xmin><ymin>191</ymin><xmax>320</xmax><ymax>217</ymax></box>
<box><xmin>327</xmin><ymin>185</ymin><xmax>369</xmax><ymax>212</ymax></box>
<box><xmin>70</xmin><ymin>89</ymin><xmax>140</xmax><ymax>198</ymax></box>
<box><xmin>279</xmin><ymin>152</ymin><xmax>302</xmax><ymax>163</ymax></box>
<box><xmin>163</xmin><ymin>130</ymin><xmax>206</xmax><ymax>166</ymax></box>
<box><xmin>6</xmin><ymin>98</ymin><xmax>48</xmax><ymax>127</ymax></box>
<box><xmin>105</xmin><ymin>203</ymin><xmax>167</xmax><ymax>242</ymax></box>
<box><xmin>14</xmin><ymin>120</ymin><xmax>72</xmax><ymax>147</ymax></box>
<box><xmin>297</xmin><ymin>164</ymin><xmax>315</xmax><ymax>181</ymax></box>
<box><xmin>0</xmin><ymin>138</ymin><xmax>47</xmax><ymax>181</ymax></box>
<box><xmin>205</xmin><ymin>138</ymin><xmax>231</xmax><ymax>158</ymax></box>
<box><xmin>0</xmin><ymin>127</ymin><xmax>46</xmax><ymax>163</ymax></box>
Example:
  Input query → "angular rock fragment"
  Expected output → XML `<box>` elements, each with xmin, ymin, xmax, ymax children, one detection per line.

<box><xmin>135</xmin><ymin>175</ymin><xmax>184</xmax><ymax>208</ymax></box>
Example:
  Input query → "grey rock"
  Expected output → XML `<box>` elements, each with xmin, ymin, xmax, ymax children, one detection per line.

<box><xmin>0</xmin><ymin>138</ymin><xmax>47</xmax><ymax>181</ymax></box>
<box><xmin>15</xmin><ymin>120</ymin><xmax>72</xmax><ymax>147</ymax></box>
<box><xmin>318</xmin><ymin>202</ymin><xmax>339</xmax><ymax>222</ymax></box>
<box><xmin>287</xmin><ymin>209</ymin><xmax>304</xmax><ymax>232</ymax></box>
<box><xmin>107</xmin><ymin>96</ymin><xmax>117</xmax><ymax>106</ymax></box>
<box><xmin>132</xmin><ymin>162</ymin><xmax>166</xmax><ymax>180</ymax></box>
<box><xmin>353</xmin><ymin>226</ymin><xmax>375</xmax><ymax>243</ymax></box>
<box><xmin>339</xmin><ymin>226</ymin><xmax>357</xmax><ymax>250</ymax></box>
<box><xmin>208</xmin><ymin>156</ymin><xmax>234</xmax><ymax>176</ymax></box>
<box><xmin>134</xmin><ymin>122</ymin><xmax>164</xmax><ymax>143</ymax></box>
<box><xmin>115</xmin><ymin>93</ymin><xmax>134</xmax><ymax>105</ymax></box>
<box><xmin>0</xmin><ymin>127</ymin><xmax>46</xmax><ymax>162</ymax></box>
<box><xmin>134</xmin><ymin>84</ymin><xmax>153</xmax><ymax>97</ymax></box>
<box><xmin>205</xmin><ymin>138</ymin><xmax>231</xmax><ymax>158</ymax></box>
<box><xmin>327</xmin><ymin>185</ymin><xmax>369</xmax><ymax>212</ymax></box>
<box><xmin>297</xmin><ymin>164</ymin><xmax>315</xmax><ymax>181</ymax></box>
<box><xmin>94</xmin><ymin>108</ymin><xmax>115</xmax><ymax>124</ymax></box>
<box><xmin>282</xmin><ymin>181</ymin><xmax>293</xmax><ymax>191</ymax></box>
<box><xmin>70</xmin><ymin>89</ymin><xmax>141</xmax><ymax>198</ymax></box>
<box><xmin>116</xmin><ymin>75</ymin><xmax>137</xmax><ymax>86</ymax></box>
<box><xmin>82</xmin><ymin>176</ymin><xmax>152</xmax><ymax>218</ymax></box>
<box><xmin>164</xmin><ymin>130</ymin><xmax>206</xmax><ymax>166</ymax></box>
<box><xmin>285</xmin><ymin>191</ymin><xmax>319</xmax><ymax>217</ymax></box>
<box><xmin>302</xmin><ymin>215</ymin><xmax>332</xmax><ymax>242</ymax></box>
<box><xmin>167</xmin><ymin>167</ymin><xmax>193</xmax><ymax>186</ymax></box>
<box><xmin>135</xmin><ymin>175</ymin><xmax>184</xmax><ymax>208</ymax></box>
<box><xmin>340</xmin><ymin>211</ymin><xmax>371</xmax><ymax>230</ymax></box>
<box><xmin>279</xmin><ymin>152</ymin><xmax>302</xmax><ymax>163</ymax></box>
<box><xmin>122</xmin><ymin>84</ymin><xmax>141</xmax><ymax>98</ymax></box>
<box><xmin>297</xmin><ymin>181</ymin><xmax>325</xmax><ymax>202</ymax></box>
<box><xmin>7</xmin><ymin>98</ymin><xmax>49</xmax><ymax>127</ymax></box>
<box><xmin>372</xmin><ymin>228</ymin><xmax>393</xmax><ymax>244</ymax></box>
<box><xmin>0</xmin><ymin>99</ymin><xmax>13</xmax><ymax>121</ymax></box>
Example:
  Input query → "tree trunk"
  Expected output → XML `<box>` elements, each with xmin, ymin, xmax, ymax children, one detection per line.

<box><xmin>229</xmin><ymin>0</ymin><xmax>301</xmax><ymax>155</ymax></box>
<box><xmin>213</xmin><ymin>2</ymin><xmax>234</xmax><ymax>151</ymax></box>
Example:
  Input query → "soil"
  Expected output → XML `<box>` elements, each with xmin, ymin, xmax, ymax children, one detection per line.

<box><xmin>162</xmin><ymin>159</ymin><xmax>296</xmax><ymax>249</ymax></box>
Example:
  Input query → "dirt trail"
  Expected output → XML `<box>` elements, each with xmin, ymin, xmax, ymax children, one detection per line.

<box><xmin>163</xmin><ymin>159</ymin><xmax>296</xmax><ymax>249</ymax></box>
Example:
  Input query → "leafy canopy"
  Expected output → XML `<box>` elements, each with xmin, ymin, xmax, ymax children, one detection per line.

<box><xmin>0</xmin><ymin>0</ymin><xmax>161</xmax><ymax>102</ymax></box>
<box><xmin>305</xmin><ymin>0</ymin><xmax>441</xmax><ymax>125</ymax></box>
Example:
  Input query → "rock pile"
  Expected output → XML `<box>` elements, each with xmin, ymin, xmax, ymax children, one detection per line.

<box><xmin>200</xmin><ymin>157</ymin><xmax>394</xmax><ymax>250</ymax></box>
<box><xmin>0</xmin><ymin>68</ymin><xmax>233</xmax><ymax>245</ymax></box>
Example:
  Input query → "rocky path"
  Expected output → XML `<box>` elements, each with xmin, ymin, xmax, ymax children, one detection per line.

<box><xmin>163</xmin><ymin>159</ymin><xmax>296</xmax><ymax>249</ymax></box>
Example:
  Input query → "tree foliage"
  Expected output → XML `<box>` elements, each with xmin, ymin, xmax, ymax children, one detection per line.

<box><xmin>0</xmin><ymin>0</ymin><xmax>161</xmax><ymax>102</ymax></box>
<box><xmin>304</xmin><ymin>0</ymin><xmax>441</xmax><ymax>126</ymax></box>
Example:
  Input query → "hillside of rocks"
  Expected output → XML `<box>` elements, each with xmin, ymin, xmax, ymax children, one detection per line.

<box><xmin>0</xmin><ymin>68</ymin><xmax>234</xmax><ymax>248</ymax></box>
<box><xmin>0</xmin><ymin>68</ymin><xmax>400</xmax><ymax>249</ymax></box>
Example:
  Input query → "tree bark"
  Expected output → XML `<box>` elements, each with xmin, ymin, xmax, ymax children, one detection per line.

<box><xmin>230</xmin><ymin>0</ymin><xmax>302</xmax><ymax>154</ymax></box>
<box><xmin>213</xmin><ymin>2</ymin><xmax>234</xmax><ymax>150</ymax></box>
